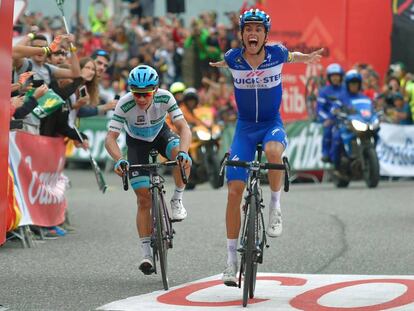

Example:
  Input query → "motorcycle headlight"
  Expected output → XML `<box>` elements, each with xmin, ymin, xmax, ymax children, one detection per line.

<box><xmin>196</xmin><ymin>130</ymin><xmax>211</xmax><ymax>141</ymax></box>
<box><xmin>351</xmin><ymin>120</ymin><xmax>368</xmax><ymax>131</ymax></box>
<box><xmin>369</xmin><ymin>118</ymin><xmax>380</xmax><ymax>130</ymax></box>
<box><xmin>211</xmin><ymin>126</ymin><xmax>222</xmax><ymax>140</ymax></box>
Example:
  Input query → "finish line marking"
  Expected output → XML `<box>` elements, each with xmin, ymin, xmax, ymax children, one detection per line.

<box><xmin>97</xmin><ymin>273</ymin><xmax>414</xmax><ymax>310</ymax></box>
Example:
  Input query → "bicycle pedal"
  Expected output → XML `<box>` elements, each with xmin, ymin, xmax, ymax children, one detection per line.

<box><xmin>170</xmin><ymin>218</ymin><xmax>183</xmax><ymax>223</ymax></box>
<box><xmin>224</xmin><ymin>280</ymin><xmax>238</xmax><ymax>287</ymax></box>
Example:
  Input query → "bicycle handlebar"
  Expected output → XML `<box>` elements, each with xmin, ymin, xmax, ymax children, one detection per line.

<box><xmin>225</xmin><ymin>160</ymin><xmax>286</xmax><ymax>170</ymax></box>
<box><xmin>127</xmin><ymin>160</ymin><xmax>187</xmax><ymax>185</ymax></box>
<box><xmin>129</xmin><ymin>161</ymin><xmax>177</xmax><ymax>169</ymax></box>
<box><xmin>219</xmin><ymin>154</ymin><xmax>291</xmax><ymax>192</ymax></box>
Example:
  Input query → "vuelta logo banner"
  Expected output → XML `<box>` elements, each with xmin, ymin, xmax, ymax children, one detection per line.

<box><xmin>9</xmin><ymin>131</ymin><xmax>67</xmax><ymax>227</ymax></box>
<box><xmin>266</xmin><ymin>0</ymin><xmax>392</xmax><ymax>122</ymax></box>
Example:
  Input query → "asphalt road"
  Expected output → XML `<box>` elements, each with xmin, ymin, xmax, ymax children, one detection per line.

<box><xmin>1</xmin><ymin>169</ymin><xmax>414</xmax><ymax>311</ymax></box>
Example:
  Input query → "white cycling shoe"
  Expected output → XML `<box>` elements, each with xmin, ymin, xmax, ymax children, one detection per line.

<box><xmin>266</xmin><ymin>208</ymin><xmax>282</xmax><ymax>237</ymax></box>
<box><xmin>139</xmin><ymin>256</ymin><xmax>155</xmax><ymax>275</ymax></box>
<box><xmin>222</xmin><ymin>262</ymin><xmax>238</xmax><ymax>287</ymax></box>
<box><xmin>170</xmin><ymin>199</ymin><xmax>187</xmax><ymax>221</ymax></box>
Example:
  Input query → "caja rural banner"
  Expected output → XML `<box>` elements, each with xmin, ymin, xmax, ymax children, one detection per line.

<box><xmin>376</xmin><ymin>123</ymin><xmax>414</xmax><ymax>176</ymax></box>
<box><xmin>9</xmin><ymin>131</ymin><xmax>68</xmax><ymax>227</ymax></box>
<box><xmin>266</xmin><ymin>0</ymin><xmax>393</xmax><ymax>122</ymax></box>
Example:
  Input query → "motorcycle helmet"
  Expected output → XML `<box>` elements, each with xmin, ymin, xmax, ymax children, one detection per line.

<box><xmin>326</xmin><ymin>63</ymin><xmax>344</xmax><ymax>85</ymax></box>
<box><xmin>128</xmin><ymin>65</ymin><xmax>159</xmax><ymax>91</ymax></box>
<box><xmin>344</xmin><ymin>69</ymin><xmax>362</xmax><ymax>92</ymax></box>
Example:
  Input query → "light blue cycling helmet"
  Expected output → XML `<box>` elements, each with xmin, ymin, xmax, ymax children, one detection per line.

<box><xmin>128</xmin><ymin>65</ymin><xmax>159</xmax><ymax>90</ymax></box>
<box><xmin>239</xmin><ymin>9</ymin><xmax>271</xmax><ymax>33</ymax></box>
<box><xmin>326</xmin><ymin>63</ymin><xmax>344</xmax><ymax>76</ymax></box>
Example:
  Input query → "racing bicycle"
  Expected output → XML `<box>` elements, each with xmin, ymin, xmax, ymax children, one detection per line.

<box><xmin>219</xmin><ymin>145</ymin><xmax>290</xmax><ymax>307</ymax></box>
<box><xmin>120</xmin><ymin>149</ymin><xmax>187</xmax><ymax>290</ymax></box>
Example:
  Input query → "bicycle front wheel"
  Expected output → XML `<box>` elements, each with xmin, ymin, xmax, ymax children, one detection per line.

<box><xmin>243</xmin><ymin>194</ymin><xmax>257</xmax><ymax>307</ymax></box>
<box><xmin>154</xmin><ymin>189</ymin><xmax>169</xmax><ymax>290</ymax></box>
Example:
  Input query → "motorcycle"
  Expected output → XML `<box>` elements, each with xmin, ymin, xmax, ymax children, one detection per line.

<box><xmin>332</xmin><ymin>100</ymin><xmax>381</xmax><ymax>188</ymax></box>
<box><xmin>187</xmin><ymin>106</ymin><xmax>223</xmax><ymax>189</ymax></box>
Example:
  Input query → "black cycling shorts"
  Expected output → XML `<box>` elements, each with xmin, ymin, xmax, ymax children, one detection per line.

<box><xmin>126</xmin><ymin>123</ymin><xmax>180</xmax><ymax>189</ymax></box>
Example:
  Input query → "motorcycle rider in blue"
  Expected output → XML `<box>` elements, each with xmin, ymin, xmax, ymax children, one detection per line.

<box><xmin>316</xmin><ymin>63</ymin><xmax>345</xmax><ymax>162</ymax></box>
<box><xmin>210</xmin><ymin>8</ymin><xmax>324</xmax><ymax>286</ymax></box>
<box><xmin>330</xmin><ymin>70</ymin><xmax>373</xmax><ymax>171</ymax></box>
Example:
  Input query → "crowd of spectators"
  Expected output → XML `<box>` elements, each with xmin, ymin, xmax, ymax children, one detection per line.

<box><xmin>351</xmin><ymin>62</ymin><xmax>414</xmax><ymax>125</ymax></box>
<box><xmin>9</xmin><ymin>0</ymin><xmax>264</xmax><ymax>239</ymax></box>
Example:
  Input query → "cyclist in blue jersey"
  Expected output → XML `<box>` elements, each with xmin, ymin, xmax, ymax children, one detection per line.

<box><xmin>210</xmin><ymin>8</ymin><xmax>323</xmax><ymax>286</ymax></box>
<box><xmin>105</xmin><ymin>65</ymin><xmax>192</xmax><ymax>275</ymax></box>
<box><xmin>316</xmin><ymin>63</ymin><xmax>345</xmax><ymax>162</ymax></box>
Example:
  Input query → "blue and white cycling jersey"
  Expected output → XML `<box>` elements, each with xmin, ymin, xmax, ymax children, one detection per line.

<box><xmin>224</xmin><ymin>44</ymin><xmax>290</xmax><ymax>182</ymax></box>
<box><xmin>224</xmin><ymin>44</ymin><xmax>290</xmax><ymax>123</ymax></box>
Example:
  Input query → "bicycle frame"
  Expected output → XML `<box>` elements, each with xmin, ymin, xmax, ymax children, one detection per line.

<box><xmin>219</xmin><ymin>145</ymin><xmax>290</xmax><ymax>307</ymax></box>
<box><xmin>120</xmin><ymin>150</ymin><xmax>187</xmax><ymax>290</ymax></box>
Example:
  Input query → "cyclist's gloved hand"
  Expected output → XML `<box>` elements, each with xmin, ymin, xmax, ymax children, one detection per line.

<box><xmin>176</xmin><ymin>151</ymin><xmax>192</xmax><ymax>165</ymax></box>
<box><xmin>114</xmin><ymin>158</ymin><xmax>129</xmax><ymax>176</ymax></box>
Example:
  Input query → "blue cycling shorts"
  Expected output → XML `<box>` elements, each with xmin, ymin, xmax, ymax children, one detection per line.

<box><xmin>226</xmin><ymin>119</ymin><xmax>287</xmax><ymax>183</ymax></box>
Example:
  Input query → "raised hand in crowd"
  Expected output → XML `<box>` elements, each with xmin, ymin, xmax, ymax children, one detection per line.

<box><xmin>74</xmin><ymin>139</ymin><xmax>90</xmax><ymax>150</ymax></box>
<box><xmin>19</xmin><ymin>71</ymin><xmax>34</xmax><ymax>86</ymax></box>
<box><xmin>33</xmin><ymin>84</ymin><xmax>49</xmax><ymax>99</ymax></box>
<box><xmin>72</xmin><ymin>94</ymin><xmax>90</xmax><ymax>110</ymax></box>
<box><xmin>11</xmin><ymin>95</ymin><xmax>25</xmax><ymax>109</ymax></box>
<box><xmin>11</xmin><ymin>71</ymin><xmax>34</xmax><ymax>92</ymax></box>
<box><xmin>99</xmin><ymin>98</ymin><xmax>118</xmax><ymax>113</ymax></box>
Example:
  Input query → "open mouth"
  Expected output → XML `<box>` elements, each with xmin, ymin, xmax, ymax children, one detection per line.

<box><xmin>248</xmin><ymin>37</ymin><xmax>258</xmax><ymax>48</ymax></box>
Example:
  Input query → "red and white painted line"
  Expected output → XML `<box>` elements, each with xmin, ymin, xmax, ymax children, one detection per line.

<box><xmin>97</xmin><ymin>273</ymin><xmax>414</xmax><ymax>310</ymax></box>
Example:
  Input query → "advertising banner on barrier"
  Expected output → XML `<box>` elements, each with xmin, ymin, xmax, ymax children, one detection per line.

<box><xmin>376</xmin><ymin>123</ymin><xmax>414</xmax><ymax>177</ymax></box>
<box><xmin>9</xmin><ymin>131</ymin><xmax>68</xmax><ymax>227</ymax></box>
<box><xmin>285</xmin><ymin>121</ymin><xmax>328</xmax><ymax>171</ymax></box>
<box><xmin>66</xmin><ymin>117</ymin><xmax>126</xmax><ymax>162</ymax></box>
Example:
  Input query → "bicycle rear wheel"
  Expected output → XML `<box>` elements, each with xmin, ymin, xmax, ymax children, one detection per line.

<box><xmin>154</xmin><ymin>189</ymin><xmax>169</xmax><ymax>290</ymax></box>
<box><xmin>243</xmin><ymin>195</ymin><xmax>257</xmax><ymax>307</ymax></box>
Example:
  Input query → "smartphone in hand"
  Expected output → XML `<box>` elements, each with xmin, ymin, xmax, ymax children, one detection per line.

<box><xmin>32</xmin><ymin>79</ymin><xmax>44</xmax><ymax>88</ymax></box>
<box><xmin>79</xmin><ymin>86</ymin><xmax>87</xmax><ymax>97</ymax></box>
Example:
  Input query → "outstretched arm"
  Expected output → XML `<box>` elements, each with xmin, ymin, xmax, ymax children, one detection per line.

<box><xmin>290</xmin><ymin>48</ymin><xmax>324</xmax><ymax>64</ymax></box>
<box><xmin>209</xmin><ymin>60</ymin><xmax>228</xmax><ymax>68</ymax></box>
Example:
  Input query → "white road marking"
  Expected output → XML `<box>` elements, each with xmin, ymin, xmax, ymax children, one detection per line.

<box><xmin>97</xmin><ymin>273</ymin><xmax>414</xmax><ymax>311</ymax></box>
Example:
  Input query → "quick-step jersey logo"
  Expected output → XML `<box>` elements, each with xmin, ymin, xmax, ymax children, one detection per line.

<box><xmin>231</xmin><ymin>65</ymin><xmax>283</xmax><ymax>90</ymax></box>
